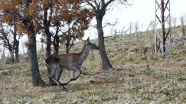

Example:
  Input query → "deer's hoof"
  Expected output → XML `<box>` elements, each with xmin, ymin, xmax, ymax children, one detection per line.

<box><xmin>59</xmin><ymin>85</ymin><xmax>67</xmax><ymax>91</ymax></box>
<box><xmin>70</xmin><ymin>78</ymin><xmax>77</xmax><ymax>81</ymax></box>
<box><xmin>61</xmin><ymin>83</ymin><xmax>68</xmax><ymax>85</ymax></box>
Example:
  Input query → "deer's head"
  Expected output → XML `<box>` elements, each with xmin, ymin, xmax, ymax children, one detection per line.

<box><xmin>84</xmin><ymin>37</ymin><xmax>99</xmax><ymax>50</ymax></box>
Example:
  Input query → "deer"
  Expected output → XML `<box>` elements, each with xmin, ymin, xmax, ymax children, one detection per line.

<box><xmin>45</xmin><ymin>38</ymin><xmax>99</xmax><ymax>90</ymax></box>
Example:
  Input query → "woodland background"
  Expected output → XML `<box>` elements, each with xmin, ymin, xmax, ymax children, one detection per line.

<box><xmin>0</xmin><ymin>0</ymin><xmax>186</xmax><ymax>103</ymax></box>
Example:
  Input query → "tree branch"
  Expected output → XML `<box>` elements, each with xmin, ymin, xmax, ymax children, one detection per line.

<box><xmin>86</xmin><ymin>0</ymin><xmax>97</xmax><ymax>10</ymax></box>
<box><xmin>105</xmin><ymin>0</ymin><xmax>114</xmax><ymax>8</ymax></box>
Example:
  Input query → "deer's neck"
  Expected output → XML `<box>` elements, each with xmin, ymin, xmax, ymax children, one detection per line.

<box><xmin>79</xmin><ymin>45</ymin><xmax>90</xmax><ymax>64</ymax></box>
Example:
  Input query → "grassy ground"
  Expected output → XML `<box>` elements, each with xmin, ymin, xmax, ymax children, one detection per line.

<box><xmin>0</xmin><ymin>29</ymin><xmax>186</xmax><ymax>103</ymax></box>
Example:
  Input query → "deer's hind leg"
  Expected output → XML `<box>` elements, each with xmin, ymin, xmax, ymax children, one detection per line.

<box><xmin>55</xmin><ymin>68</ymin><xmax>63</xmax><ymax>82</ymax></box>
<box><xmin>52</xmin><ymin>67</ymin><xmax>67</xmax><ymax>90</ymax></box>
<box><xmin>54</xmin><ymin>68</ymin><xmax>67</xmax><ymax>90</ymax></box>
<box><xmin>49</xmin><ymin>64</ymin><xmax>66</xmax><ymax>90</ymax></box>
<box><xmin>49</xmin><ymin>63</ymin><xmax>59</xmax><ymax>78</ymax></box>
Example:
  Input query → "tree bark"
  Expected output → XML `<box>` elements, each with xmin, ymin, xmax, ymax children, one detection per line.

<box><xmin>44</xmin><ymin>8</ymin><xmax>56</xmax><ymax>85</ymax></box>
<box><xmin>53</xmin><ymin>25</ymin><xmax>59</xmax><ymax>55</ymax></box>
<box><xmin>28</xmin><ymin>32</ymin><xmax>44</xmax><ymax>86</ymax></box>
<box><xmin>20</xmin><ymin>0</ymin><xmax>44</xmax><ymax>86</ymax></box>
<box><xmin>9</xmin><ymin>49</ymin><xmax>14</xmax><ymax>64</ymax></box>
<box><xmin>66</xmin><ymin>40</ymin><xmax>70</xmax><ymax>54</ymax></box>
<box><xmin>45</xmin><ymin>31</ymin><xmax>56</xmax><ymax>85</ymax></box>
<box><xmin>65</xmin><ymin>40</ymin><xmax>74</xmax><ymax>54</ymax></box>
<box><xmin>96</xmin><ymin>15</ymin><xmax>113</xmax><ymax>70</ymax></box>
<box><xmin>23</xmin><ymin>20</ymin><xmax>44</xmax><ymax>86</ymax></box>
<box><xmin>85</xmin><ymin>0</ymin><xmax>114</xmax><ymax>70</ymax></box>
<box><xmin>13</xmin><ymin>24</ymin><xmax>19</xmax><ymax>63</ymax></box>
<box><xmin>53</xmin><ymin>35</ymin><xmax>59</xmax><ymax>55</ymax></box>
<box><xmin>14</xmin><ymin>40</ymin><xmax>19</xmax><ymax>63</ymax></box>
<box><xmin>7</xmin><ymin>42</ymin><xmax>14</xmax><ymax>63</ymax></box>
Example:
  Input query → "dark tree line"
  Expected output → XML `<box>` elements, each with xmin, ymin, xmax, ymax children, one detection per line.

<box><xmin>0</xmin><ymin>11</ymin><xmax>19</xmax><ymax>63</ymax></box>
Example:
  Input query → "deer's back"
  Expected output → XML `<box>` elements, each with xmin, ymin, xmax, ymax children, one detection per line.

<box><xmin>58</xmin><ymin>53</ymin><xmax>82</xmax><ymax>68</ymax></box>
<box><xmin>46</xmin><ymin>53</ymin><xmax>82</xmax><ymax>70</ymax></box>
<box><xmin>45</xmin><ymin>55</ymin><xmax>60</xmax><ymax>65</ymax></box>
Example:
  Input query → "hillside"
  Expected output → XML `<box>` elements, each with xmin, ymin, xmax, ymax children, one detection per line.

<box><xmin>0</xmin><ymin>28</ymin><xmax>186</xmax><ymax>103</ymax></box>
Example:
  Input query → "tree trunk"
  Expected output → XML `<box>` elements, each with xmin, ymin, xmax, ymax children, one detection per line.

<box><xmin>53</xmin><ymin>34</ymin><xmax>59</xmax><ymax>55</ymax></box>
<box><xmin>8</xmin><ymin>44</ymin><xmax>14</xmax><ymax>64</ymax></box>
<box><xmin>53</xmin><ymin>24</ymin><xmax>60</xmax><ymax>55</ymax></box>
<box><xmin>22</xmin><ymin>0</ymin><xmax>44</xmax><ymax>86</ymax></box>
<box><xmin>96</xmin><ymin>16</ymin><xmax>113</xmax><ymax>70</ymax></box>
<box><xmin>25</xmin><ymin>22</ymin><xmax>44</xmax><ymax>86</ymax></box>
<box><xmin>44</xmin><ymin>8</ymin><xmax>56</xmax><ymax>85</ymax></box>
<box><xmin>9</xmin><ymin>49</ymin><xmax>14</xmax><ymax>64</ymax></box>
<box><xmin>13</xmin><ymin>24</ymin><xmax>19</xmax><ymax>63</ymax></box>
<box><xmin>14</xmin><ymin>40</ymin><xmax>19</xmax><ymax>63</ymax></box>
<box><xmin>181</xmin><ymin>25</ymin><xmax>185</xmax><ymax>36</ymax></box>
<box><xmin>66</xmin><ymin>40</ymin><xmax>70</xmax><ymax>54</ymax></box>
<box><xmin>28</xmin><ymin>34</ymin><xmax>44</xmax><ymax>86</ymax></box>
<box><xmin>65</xmin><ymin>40</ymin><xmax>74</xmax><ymax>54</ymax></box>
<box><xmin>45</xmin><ymin>31</ymin><xmax>56</xmax><ymax>85</ymax></box>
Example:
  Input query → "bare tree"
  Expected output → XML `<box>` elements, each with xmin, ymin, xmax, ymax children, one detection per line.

<box><xmin>121</xmin><ymin>26</ymin><xmax>128</xmax><ymax>35</ymax></box>
<box><xmin>0</xmin><ymin>23</ymin><xmax>20</xmax><ymax>63</ymax></box>
<box><xmin>129</xmin><ymin>21</ymin><xmax>133</xmax><ymax>34</ymax></box>
<box><xmin>180</xmin><ymin>16</ymin><xmax>185</xmax><ymax>36</ymax></box>
<box><xmin>86</xmin><ymin>0</ymin><xmax>131</xmax><ymax>70</ymax></box>
<box><xmin>0</xmin><ymin>10</ymin><xmax>19</xmax><ymax>63</ymax></box>
<box><xmin>134</xmin><ymin>21</ymin><xmax>139</xmax><ymax>33</ymax></box>
<box><xmin>147</xmin><ymin>20</ymin><xmax>155</xmax><ymax>31</ymax></box>
<box><xmin>141</xmin><ymin>23</ymin><xmax>144</xmax><ymax>31</ymax></box>
<box><xmin>172</xmin><ymin>16</ymin><xmax>177</xmax><ymax>28</ymax></box>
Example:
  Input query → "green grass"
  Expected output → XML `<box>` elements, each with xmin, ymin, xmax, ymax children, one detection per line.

<box><xmin>0</xmin><ymin>28</ymin><xmax>186</xmax><ymax>103</ymax></box>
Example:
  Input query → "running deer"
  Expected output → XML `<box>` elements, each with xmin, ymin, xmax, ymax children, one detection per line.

<box><xmin>45</xmin><ymin>38</ymin><xmax>99</xmax><ymax>90</ymax></box>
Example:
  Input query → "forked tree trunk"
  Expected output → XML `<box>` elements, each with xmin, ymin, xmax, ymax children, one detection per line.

<box><xmin>86</xmin><ymin>0</ymin><xmax>114</xmax><ymax>70</ymax></box>
<box><xmin>96</xmin><ymin>15</ymin><xmax>113</xmax><ymax>70</ymax></box>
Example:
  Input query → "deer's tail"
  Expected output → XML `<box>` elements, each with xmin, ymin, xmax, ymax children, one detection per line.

<box><xmin>45</xmin><ymin>56</ymin><xmax>52</xmax><ymax>69</ymax></box>
<box><xmin>45</xmin><ymin>55</ymin><xmax>60</xmax><ymax>69</ymax></box>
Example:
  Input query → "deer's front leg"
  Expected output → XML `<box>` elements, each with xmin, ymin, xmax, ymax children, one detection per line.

<box><xmin>70</xmin><ymin>70</ymin><xmax>76</xmax><ymax>80</ymax></box>
<box><xmin>70</xmin><ymin>68</ymin><xmax>82</xmax><ymax>81</ymax></box>
<box><xmin>61</xmin><ymin>70</ymin><xmax>75</xmax><ymax>85</ymax></box>
<box><xmin>62</xmin><ymin>68</ymin><xmax>82</xmax><ymax>85</ymax></box>
<box><xmin>55</xmin><ymin>68</ymin><xmax>63</xmax><ymax>82</ymax></box>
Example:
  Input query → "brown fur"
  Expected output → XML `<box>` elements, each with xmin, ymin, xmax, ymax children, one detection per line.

<box><xmin>45</xmin><ymin>38</ymin><xmax>99</xmax><ymax>89</ymax></box>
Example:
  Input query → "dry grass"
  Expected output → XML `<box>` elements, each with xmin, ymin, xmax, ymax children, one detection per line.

<box><xmin>0</xmin><ymin>28</ymin><xmax>186</xmax><ymax>103</ymax></box>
